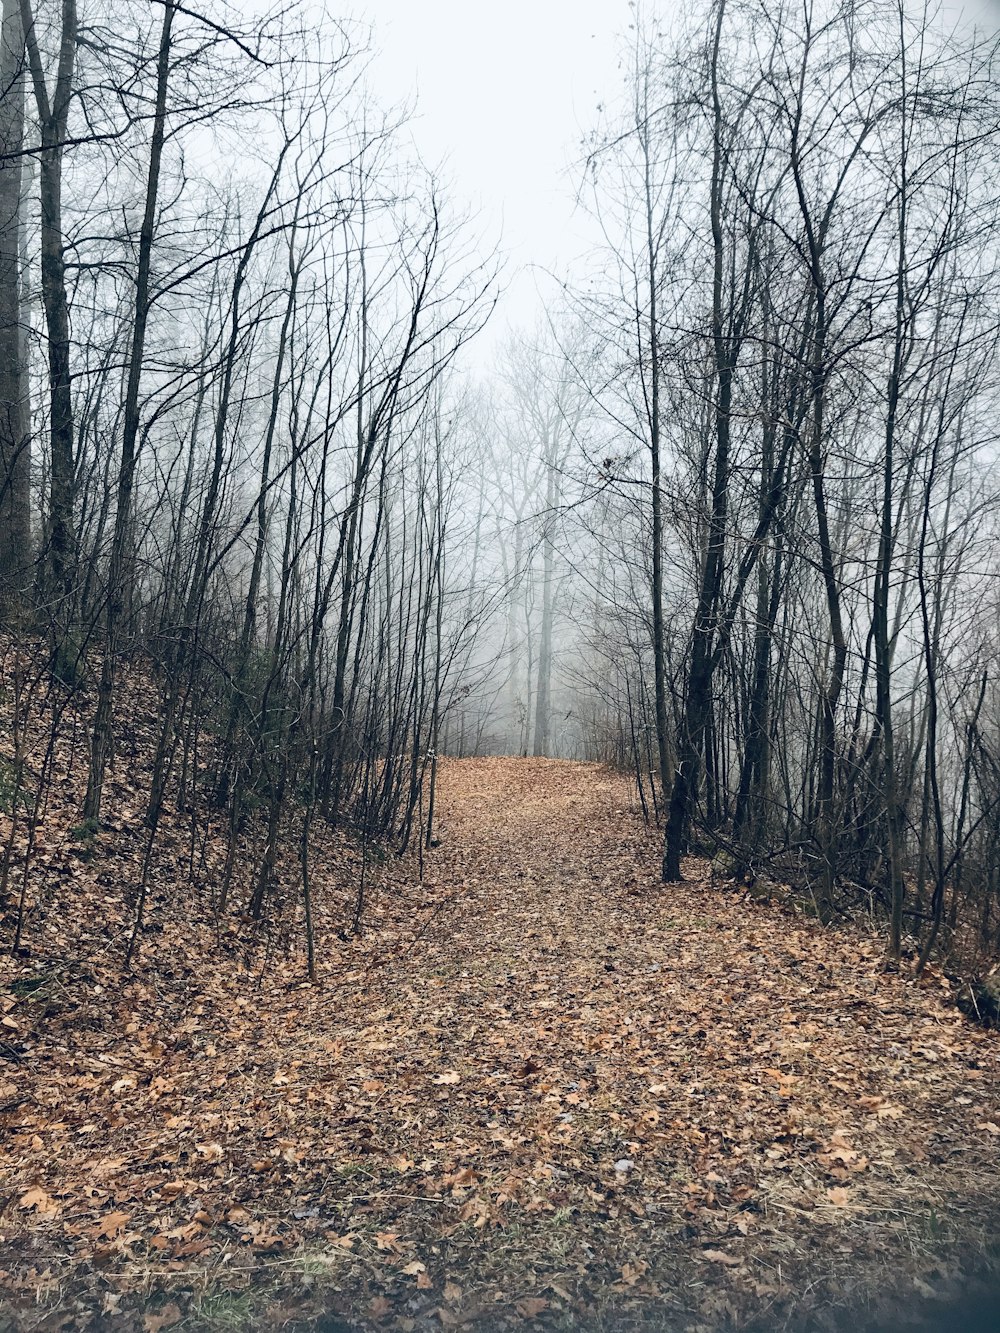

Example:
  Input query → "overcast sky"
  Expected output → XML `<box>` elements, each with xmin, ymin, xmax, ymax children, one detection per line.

<box><xmin>361</xmin><ymin>0</ymin><xmax>999</xmax><ymax>341</ymax></box>
<box><xmin>362</xmin><ymin>0</ymin><xmax>630</xmax><ymax>336</ymax></box>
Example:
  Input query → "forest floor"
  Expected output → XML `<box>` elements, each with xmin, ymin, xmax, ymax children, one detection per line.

<box><xmin>2</xmin><ymin>756</ymin><xmax>1000</xmax><ymax>1332</ymax></box>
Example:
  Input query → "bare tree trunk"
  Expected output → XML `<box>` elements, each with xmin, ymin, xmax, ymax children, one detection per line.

<box><xmin>664</xmin><ymin>0</ymin><xmax>732</xmax><ymax>880</ymax></box>
<box><xmin>642</xmin><ymin>86</ymin><xmax>671</xmax><ymax>817</ymax></box>
<box><xmin>20</xmin><ymin>0</ymin><xmax>76</xmax><ymax>605</ymax></box>
<box><xmin>0</xmin><ymin>0</ymin><xmax>29</xmax><ymax>618</ymax></box>
<box><xmin>85</xmin><ymin>0</ymin><xmax>176</xmax><ymax>824</ymax></box>
<box><xmin>532</xmin><ymin>448</ymin><xmax>556</xmax><ymax>757</ymax></box>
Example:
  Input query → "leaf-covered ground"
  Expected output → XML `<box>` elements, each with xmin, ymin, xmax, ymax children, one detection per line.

<box><xmin>2</xmin><ymin>757</ymin><xmax>999</xmax><ymax>1331</ymax></box>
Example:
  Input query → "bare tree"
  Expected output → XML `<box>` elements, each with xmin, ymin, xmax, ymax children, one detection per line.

<box><xmin>0</xmin><ymin>0</ymin><xmax>29</xmax><ymax>616</ymax></box>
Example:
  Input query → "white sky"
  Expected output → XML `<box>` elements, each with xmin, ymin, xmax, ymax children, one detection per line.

<box><xmin>361</xmin><ymin>0</ymin><xmax>630</xmax><ymax>335</ymax></box>
<box><xmin>361</xmin><ymin>0</ymin><xmax>999</xmax><ymax>341</ymax></box>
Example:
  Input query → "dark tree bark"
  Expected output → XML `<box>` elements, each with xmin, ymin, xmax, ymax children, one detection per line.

<box><xmin>663</xmin><ymin>0</ymin><xmax>735</xmax><ymax>880</ymax></box>
<box><xmin>85</xmin><ymin>0</ymin><xmax>176</xmax><ymax>826</ymax></box>
<box><xmin>20</xmin><ymin>0</ymin><xmax>76</xmax><ymax>604</ymax></box>
<box><xmin>0</xmin><ymin>0</ymin><xmax>30</xmax><ymax>617</ymax></box>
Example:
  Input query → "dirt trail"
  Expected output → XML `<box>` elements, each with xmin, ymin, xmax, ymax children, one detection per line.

<box><xmin>352</xmin><ymin>762</ymin><xmax>1000</xmax><ymax>1322</ymax></box>
<box><xmin>378</xmin><ymin>758</ymin><xmax>646</xmax><ymax>986</ymax></box>
<box><xmin>3</xmin><ymin>758</ymin><xmax>999</xmax><ymax>1331</ymax></box>
<box><xmin>318</xmin><ymin>757</ymin><xmax>1000</xmax><ymax>1326</ymax></box>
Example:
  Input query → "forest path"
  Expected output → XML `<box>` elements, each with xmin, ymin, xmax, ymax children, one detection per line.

<box><xmin>323</xmin><ymin>755</ymin><xmax>1000</xmax><ymax>1324</ymax></box>
<box><xmin>4</xmin><ymin>758</ymin><xmax>1000</xmax><ymax>1331</ymax></box>
<box><xmin>383</xmin><ymin>757</ymin><xmax>655</xmax><ymax>994</ymax></box>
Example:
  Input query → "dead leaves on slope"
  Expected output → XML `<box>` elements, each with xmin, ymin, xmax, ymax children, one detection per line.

<box><xmin>1</xmin><ymin>757</ymin><xmax>999</xmax><ymax>1330</ymax></box>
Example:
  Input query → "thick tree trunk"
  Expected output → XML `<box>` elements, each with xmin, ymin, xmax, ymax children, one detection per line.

<box><xmin>0</xmin><ymin>0</ymin><xmax>29</xmax><ymax>617</ymax></box>
<box><xmin>21</xmin><ymin>0</ymin><xmax>77</xmax><ymax>605</ymax></box>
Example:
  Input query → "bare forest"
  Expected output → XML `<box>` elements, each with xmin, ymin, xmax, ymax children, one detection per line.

<box><xmin>1</xmin><ymin>1</ymin><xmax>1000</xmax><ymax>1330</ymax></box>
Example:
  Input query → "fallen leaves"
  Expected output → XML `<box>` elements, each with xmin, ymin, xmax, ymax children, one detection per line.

<box><xmin>90</xmin><ymin>1211</ymin><xmax>131</xmax><ymax>1239</ymax></box>
<box><xmin>400</xmin><ymin>1258</ymin><xmax>432</xmax><ymax>1289</ymax></box>
<box><xmin>2</xmin><ymin>756</ymin><xmax>999</xmax><ymax>1333</ymax></box>
<box><xmin>142</xmin><ymin>1304</ymin><xmax>181</xmax><ymax>1332</ymax></box>
<box><xmin>700</xmin><ymin>1248</ymin><xmax>743</xmax><ymax>1266</ymax></box>
<box><xmin>18</xmin><ymin>1188</ymin><xmax>58</xmax><ymax>1216</ymax></box>
<box><xmin>619</xmin><ymin>1261</ymin><xmax>648</xmax><ymax>1285</ymax></box>
<box><xmin>514</xmin><ymin>1296</ymin><xmax>548</xmax><ymax>1318</ymax></box>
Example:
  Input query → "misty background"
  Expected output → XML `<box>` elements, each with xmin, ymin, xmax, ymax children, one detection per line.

<box><xmin>3</xmin><ymin>0</ymin><xmax>1000</xmax><ymax>956</ymax></box>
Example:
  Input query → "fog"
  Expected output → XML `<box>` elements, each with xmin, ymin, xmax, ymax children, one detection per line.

<box><xmin>3</xmin><ymin>0</ymin><xmax>1000</xmax><ymax>1327</ymax></box>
